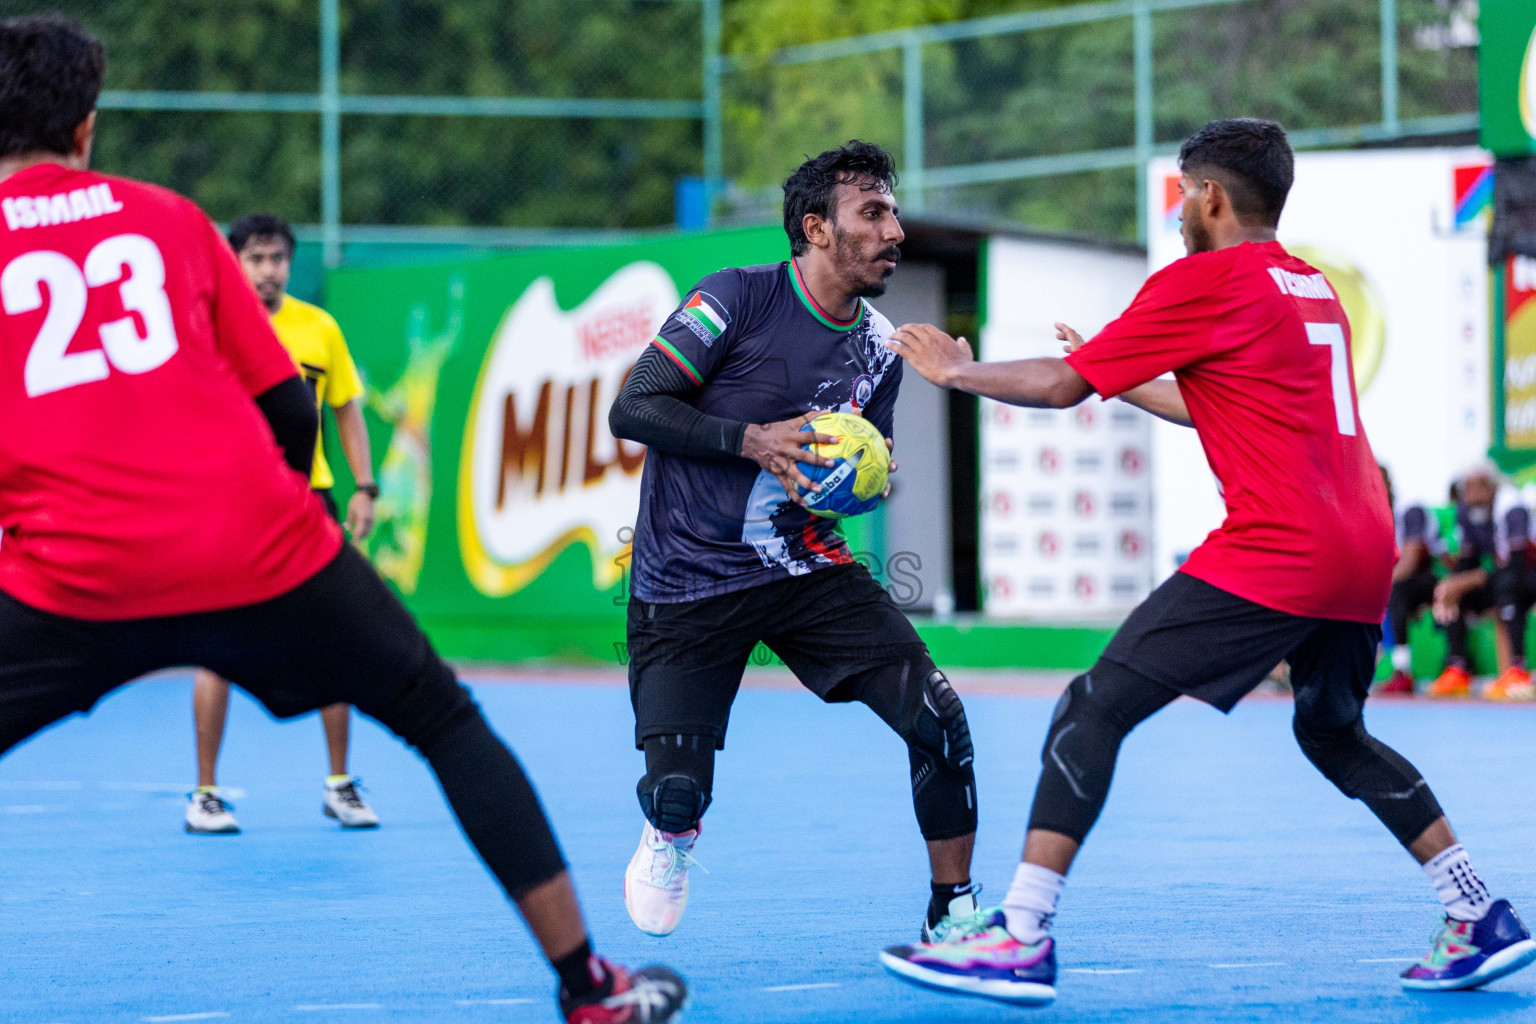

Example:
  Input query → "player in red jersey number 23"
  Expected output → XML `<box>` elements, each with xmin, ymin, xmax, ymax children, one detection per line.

<box><xmin>876</xmin><ymin>118</ymin><xmax>1536</xmax><ymax>1006</ymax></box>
<box><xmin>0</xmin><ymin>15</ymin><xmax>683</xmax><ymax>1023</ymax></box>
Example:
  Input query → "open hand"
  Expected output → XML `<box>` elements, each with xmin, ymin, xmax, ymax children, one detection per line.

<box><xmin>886</xmin><ymin>323</ymin><xmax>973</xmax><ymax>388</ymax></box>
<box><xmin>346</xmin><ymin>491</ymin><xmax>375</xmax><ymax>539</ymax></box>
<box><xmin>740</xmin><ymin>411</ymin><xmax>838</xmax><ymax>506</ymax></box>
<box><xmin>1057</xmin><ymin>322</ymin><xmax>1086</xmax><ymax>354</ymax></box>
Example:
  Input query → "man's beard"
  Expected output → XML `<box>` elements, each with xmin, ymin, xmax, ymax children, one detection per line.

<box><xmin>1183</xmin><ymin>207</ymin><xmax>1213</xmax><ymax>254</ymax></box>
<box><xmin>832</xmin><ymin>224</ymin><xmax>899</xmax><ymax>298</ymax></box>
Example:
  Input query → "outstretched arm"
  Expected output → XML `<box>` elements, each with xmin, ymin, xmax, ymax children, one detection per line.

<box><xmin>1056</xmin><ymin>323</ymin><xmax>1192</xmax><ymax>428</ymax></box>
<box><xmin>887</xmin><ymin>324</ymin><xmax>1092</xmax><ymax>408</ymax></box>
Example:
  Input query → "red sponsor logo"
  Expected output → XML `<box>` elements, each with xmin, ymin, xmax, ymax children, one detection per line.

<box><xmin>990</xmin><ymin>575</ymin><xmax>1014</xmax><ymax>601</ymax></box>
<box><xmin>1037</xmin><ymin>446</ymin><xmax>1060</xmax><ymax>473</ymax></box>
<box><xmin>1119</xmin><ymin>530</ymin><xmax>1144</xmax><ymax>558</ymax></box>
<box><xmin>1074</xmin><ymin>573</ymin><xmax>1096</xmax><ymax>599</ymax></box>
<box><xmin>992</xmin><ymin>404</ymin><xmax>1015</xmax><ymax>426</ymax></box>
<box><xmin>1074</xmin><ymin>404</ymin><xmax>1097</xmax><ymax>430</ymax></box>
<box><xmin>1073</xmin><ymin>490</ymin><xmax>1095</xmax><ymax>518</ymax></box>
<box><xmin>991</xmin><ymin>491</ymin><xmax>1014</xmax><ymax>516</ymax></box>
<box><xmin>1037</xmin><ymin>530</ymin><xmax>1059</xmax><ymax>558</ymax></box>
<box><xmin>578</xmin><ymin>301</ymin><xmax>657</xmax><ymax>361</ymax></box>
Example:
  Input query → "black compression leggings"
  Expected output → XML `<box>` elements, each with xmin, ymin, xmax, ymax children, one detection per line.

<box><xmin>1028</xmin><ymin>657</ymin><xmax>1444</xmax><ymax>848</ymax></box>
<box><xmin>638</xmin><ymin>656</ymin><xmax>979</xmax><ymax>842</ymax></box>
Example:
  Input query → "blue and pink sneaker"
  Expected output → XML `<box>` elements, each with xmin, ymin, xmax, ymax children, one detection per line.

<box><xmin>879</xmin><ymin>909</ymin><xmax>1056</xmax><ymax>1006</ymax></box>
<box><xmin>1400</xmin><ymin>900</ymin><xmax>1536</xmax><ymax>991</ymax></box>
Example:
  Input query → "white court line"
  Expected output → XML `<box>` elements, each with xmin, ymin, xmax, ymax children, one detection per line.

<box><xmin>1208</xmin><ymin>962</ymin><xmax>1286</xmax><ymax>970</ymax></box>
<box><xmin>1357</xmin><ymin>957</ymin><xmax>1418</xmax><ymax>963</ymax></box>
<box><xmin>1065</xmin><ymin>968</ymin><xmax>1143</xmax><ymax>975</ymax></box>
<box><xmin>143</xmin><ymin>1014</ymin><xmax>230</xmax><ymax>1023</ymax></box>
<box><xmin>293</xmin><ymin>1005</ymin><xmax>383</xmax><ymax>1012</ymax></box>
<box><xmin>454</xmin><ymin>999</ymin><xmax>536</xmax><ymax>1006</ymax></box>
<box><xmin>759</xmin><ymin>982</ymin><xmax>842</xmax><ymax>992</ymax></box>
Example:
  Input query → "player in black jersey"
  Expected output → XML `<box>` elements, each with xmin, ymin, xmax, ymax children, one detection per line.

<box><xmin>609</xmin><ymin>141</ymin><xmax>980</xmax><ymax>942</ymax></box>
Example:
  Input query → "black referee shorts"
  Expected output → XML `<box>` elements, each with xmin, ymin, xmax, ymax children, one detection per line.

<box><xmin>626</xmin><ymin>562</ymin><xmax>929</xmax><ymax>749</ymax></box>
<box><xmin>1102</xmin><ymin>571</ymin><xmax>1381</xmax><ymax>714</ymax></box>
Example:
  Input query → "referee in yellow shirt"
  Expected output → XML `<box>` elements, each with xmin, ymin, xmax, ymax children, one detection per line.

<box><xmin>184</xmin><ymin>215</ymin><xmax>381</xmax><ymax>834</ymax></box>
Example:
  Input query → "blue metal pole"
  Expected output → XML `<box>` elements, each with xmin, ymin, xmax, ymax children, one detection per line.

<box><xmin>1380</xmin><ymin>0</ymin><xmax>1399</xmax><ymax>136</ymax></box>
<box><xmin>1133</xmin><ymin>3</ymin><xmax>1153</xmax><ymax>247</ymax></box>
<box><xmin>904</xmin><ymin>35</ymin><xmax>926</xmax><ymax>214</ymax></box>
<box><xmin>702</xmin><ymin>0</ymin><xmax>723</xmax><ymax>225</ymax></box>
<box><xmin>320</xmin><ymin>0</ymin><xmax>342</xmax><ymax>268</ymax></box>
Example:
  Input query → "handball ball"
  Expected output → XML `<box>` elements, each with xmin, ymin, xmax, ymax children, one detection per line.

<box><xmin>797</xmin><ymin>411</ymin><xmax>890</xmax><ymax>519</ymax></box>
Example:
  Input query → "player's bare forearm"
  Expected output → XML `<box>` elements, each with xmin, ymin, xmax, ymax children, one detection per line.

<box><xmin>1118</xmin><ymin>379</ymin><xmax>1193</xmax><ymax>427</ymax></box>
<box><xmin>888</xmin><ymin>323</ymin><xmax>1092</xmax><ymax>408</ymax></box>
<box><xmin>334</xmin><ymin>400</ymin><xmax>376</xmax><ymax>538</ymax></box>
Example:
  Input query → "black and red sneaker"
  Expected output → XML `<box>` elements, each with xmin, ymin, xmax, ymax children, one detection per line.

<box><xmin>561</xmin><ymin>960</ymin><xmax>687</xmax><ymax>1024</ymax></box>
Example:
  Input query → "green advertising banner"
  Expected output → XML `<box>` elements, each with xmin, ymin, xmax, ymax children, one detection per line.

<box><xmin>326</xmin><ymin>226</ymin><xmax>788</xmax><ymax>662</ymax></box>
<box><xmin>1481</xmin><ymin>0</ymin><xmax>1536</xmax><ymax>157</ymax></box>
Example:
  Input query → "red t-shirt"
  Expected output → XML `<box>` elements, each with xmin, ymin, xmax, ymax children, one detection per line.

<box><xmin>0</xmin><ymin>163</ymin><xmax>341</xmax><ymax>620</ymax></box>
<box><xmin>1065</xmin><ymin>240</ymin><xmax>1394</xmax><ymax>623</ymax></box>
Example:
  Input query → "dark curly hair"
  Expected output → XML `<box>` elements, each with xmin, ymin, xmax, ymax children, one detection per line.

<box><xmin>782</xmin><ymin>140</ymin><xmax>898</xmax><ymax>257</ymax></box>
<box><xmin>228</xmin><ymin>213</ymin><xmax>296</xmax><ymax>258</ymax></box>
<box><xmin>0</xmin><ymin>14</ymin><xmax>104</xmax><ymax>159</ymax></box>
<box><xmin>1178</xmin><ymin>118</ymin><xmax>1294</xmax><ymax>226</ymax></box>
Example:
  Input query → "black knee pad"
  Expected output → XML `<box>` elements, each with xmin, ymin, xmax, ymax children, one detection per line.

<box><xmin>638</xmin><ymin>772</ymin><xmax>710</xmax><ymax>834</ymax></box>
<box><xmin>1292</xmin><ymin>715</ymin><xmax>1444</xmax><ymax>846</ymax></box>
<box><xmin>907</xmin><ymin>669</ymin><xmax>974</xmax><ymax>772</ymax></box>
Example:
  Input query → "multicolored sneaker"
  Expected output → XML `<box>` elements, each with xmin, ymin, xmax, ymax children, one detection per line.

<box><xmin>1426</xmin><ymin>665</ymin><xmax>1472</xmax><ymax>698</ymax></box>
<box><xmin>561</xmin><ymin>960</ymin><xmax>687</xmax><ymax>1023</ymax></box>
<box><xmin>880</xmin><ymin>909</ymin><xmax>1056</xmax><ymax>1006</ymax></box>
<box><xmin>623</xmin><ymin>821</ymin><xmax>703</xmax><ymax>937</ymax></box>
<box><xmin>1375</xmin><ymin>669</ymin><xmax>1415</xmax><ymax>696</ymax></box>
<box><xmin>1400</xmin><ymin>900</ymin><xmax>1536</xmax><ymax>991</ymax></box>
<box><xmin>922</xmin><ymin>883</ymin><xmax>982</xmax><ymax>943</ymax></box>
<box><xmin>1483</xmin><ymin>666</ymin><xmax>1535</xmax><ymax>702</ymax></box>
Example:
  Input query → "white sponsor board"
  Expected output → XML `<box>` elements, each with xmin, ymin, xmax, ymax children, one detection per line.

<box><xmin>1145</xmin><ymin>149</ymin><xmax>1491</xmax><ymax>579</ymax></box>
<box><xmin>980</xmin><ymin>237</ymin><xmax>1152</xmax><ymax>618</ymax></box>
<box><xmin>459</xmin><ymin>262</ymin><xmax>676</xmax><ymax>596</ymax></box>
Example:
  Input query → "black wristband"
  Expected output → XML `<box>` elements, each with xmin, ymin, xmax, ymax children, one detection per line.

<box><xmin>356</xmin><ymin>482</ymin><xmax>380</xmax><ymax>499</ymax></box>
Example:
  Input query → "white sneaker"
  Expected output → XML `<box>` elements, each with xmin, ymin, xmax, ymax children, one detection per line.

<box><xmin>185</xmin><ymin>788</ymin><xmax>240</xmax><ymax>834</ymax></box>
<box><xmin>623</xmin><ymin>821</ymin><xmax>702</xmax><ymax>936</ymax></box>
<box><xmin>323</xmin><ymin>777</ymin><xmax>380</xmax><ymax>829</ymax></box>
<box><xmin>922</xmin><ymin>884</ymin><xmax>983</xmax><ymax>943</ymax></box>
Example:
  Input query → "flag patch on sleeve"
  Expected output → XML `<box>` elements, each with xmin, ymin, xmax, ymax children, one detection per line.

<box><xmin>676</xmin><ymin>291</ymin><xmax>730</xmax><ymax>346</ymax></box>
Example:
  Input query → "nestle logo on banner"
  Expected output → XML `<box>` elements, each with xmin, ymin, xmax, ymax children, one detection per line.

<box><xmin>1026</xmin><ymin>410</ymin><xmax>1056</xmax><ymax>426</ymax></box>
<box><xmin>1109</xmin><ymin>492</ymin><xmax>1141</xmax><ymax>516</ymax></box>
<box><xmin>1026</xmin><ymin>492</ymin><xmax>1055</xmax><ymax>514</ymax></box>
<box><xmin>1109</xmin><ymin>406</ymin><xmax>1140</xmax><ymax>429</ymax></box>
<box><xmin>1119</xmin><ymin>447</ymin><xmax>1144</xmax><ymax>475</ymax></box>
<box><xmin>1072</xmin><ymin>450</ymin><xmax>1103</xmax><ymax>473</ymax></box>
<box><xmin>1026</xmin><ymin>577</ymin><xmax>1055</xmax><ymax>597</ymax></box>
<box><xmin>1072</xmin><ymin>534</ymin><xmax>1101</xmax><ymax>556</ymax></box>
<box><xmin>1110</xmin><ymin>576</ymin><xmax>1140</xmax><ymax>597</ymax></box>
<box><xmin>579</xmin><ymin>302</ymin><xmax>657</xmax><ymax>361</ymax></box>
<box><xmin>1072</xmin><ymin>491</ymin><xmax>1095</xmax><ymax>518</ymax></box>
<box><xmin>990</xmin><ymin>534</ymin><xmax>1021</xmax><ymax>555</ymax></box>
<box><xmin>991</xmin><ymin>450</ymin><xmax>1021</xmax><ymax>471</ymax></box>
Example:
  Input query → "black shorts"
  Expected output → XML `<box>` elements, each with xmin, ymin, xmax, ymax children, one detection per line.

<box><xmin>316</xmin><ymin>487</ymin><xmax>340</xmax><ymax>521</ymax></box>
<box><xmin>0</xmin><ymin>544</ymin><xmax>446</xmax><ymax>753</ymax></box>
<box><xmin>1101</xmin><ymin>571</ymin><xmax>1381</xmax><ymax>713</ymax></box>
<box><xmin>627</xmin><ymin>562</ymin><xmax>929</xmax><ymax>749</ymax></box>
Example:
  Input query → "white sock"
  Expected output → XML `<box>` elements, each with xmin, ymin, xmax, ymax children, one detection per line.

<box><xmin>1424</xmin><ymin>844</ymin><xmax>1493</xmax><ymax>922</ymax></box>
<box><xmin>1002</xmin><ymin>862</ymin><xmax>1065</xmax><ymax>944</ymax></box>
<box><xmin>1391</xmin><ymin>646</ymin><xmax>1411</xmax><ymax>672</ymax></box>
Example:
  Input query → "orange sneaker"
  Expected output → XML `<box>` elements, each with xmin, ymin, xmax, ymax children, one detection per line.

<box><xmin>1426</xmin><ymin>665</ymin><xmax>1472</xmax><ymax>698</ymax></box>
<box><xmin>1484</xmin><ymin>666</ymin><xmax>1535</xmax><ymax>701</ymax></box>
<box><xmin>1376</xmin><ymin>669</ymin><xmax>1415</xmax><ymax>696</ymax></box>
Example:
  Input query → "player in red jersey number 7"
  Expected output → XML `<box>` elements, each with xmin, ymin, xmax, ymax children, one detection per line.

<box><xmin>877</xmin><ymin>118</ymin><xmax>1536</xmax><ymax>1005</ymax></box>
<box><xmin>0</xmin><ymin>16</ymin><xmax>682</xmax><ymax>1023</ymax></box>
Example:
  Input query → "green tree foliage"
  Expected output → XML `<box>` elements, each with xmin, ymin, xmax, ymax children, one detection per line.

<box><xmin>4</xmin><ymin>0</ymin><xmax>1478</xmax><ymax>243</ymax></box>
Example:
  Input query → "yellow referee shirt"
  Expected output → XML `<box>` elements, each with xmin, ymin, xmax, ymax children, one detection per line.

<box><xmin>269</xmin><ymin>295</ymin><xmax>363</xmax><ymax>490</ymax></box>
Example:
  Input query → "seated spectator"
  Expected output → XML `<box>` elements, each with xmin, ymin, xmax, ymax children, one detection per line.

<box><xmin>1488</xmin><ymin>506</ymin><xmax>1536</xmax><ymax>701</ymax></box>
<box><xmin>1386</xmin><ymin>466</ymin><xmax>1502</xmax><ymax>698</ymax></box>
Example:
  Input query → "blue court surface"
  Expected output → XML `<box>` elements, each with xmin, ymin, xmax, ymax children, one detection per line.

<box><xmin>4</xmin><ymin>671</ymin><xmax>1535</xmax><ymax>1024</ymax></box>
